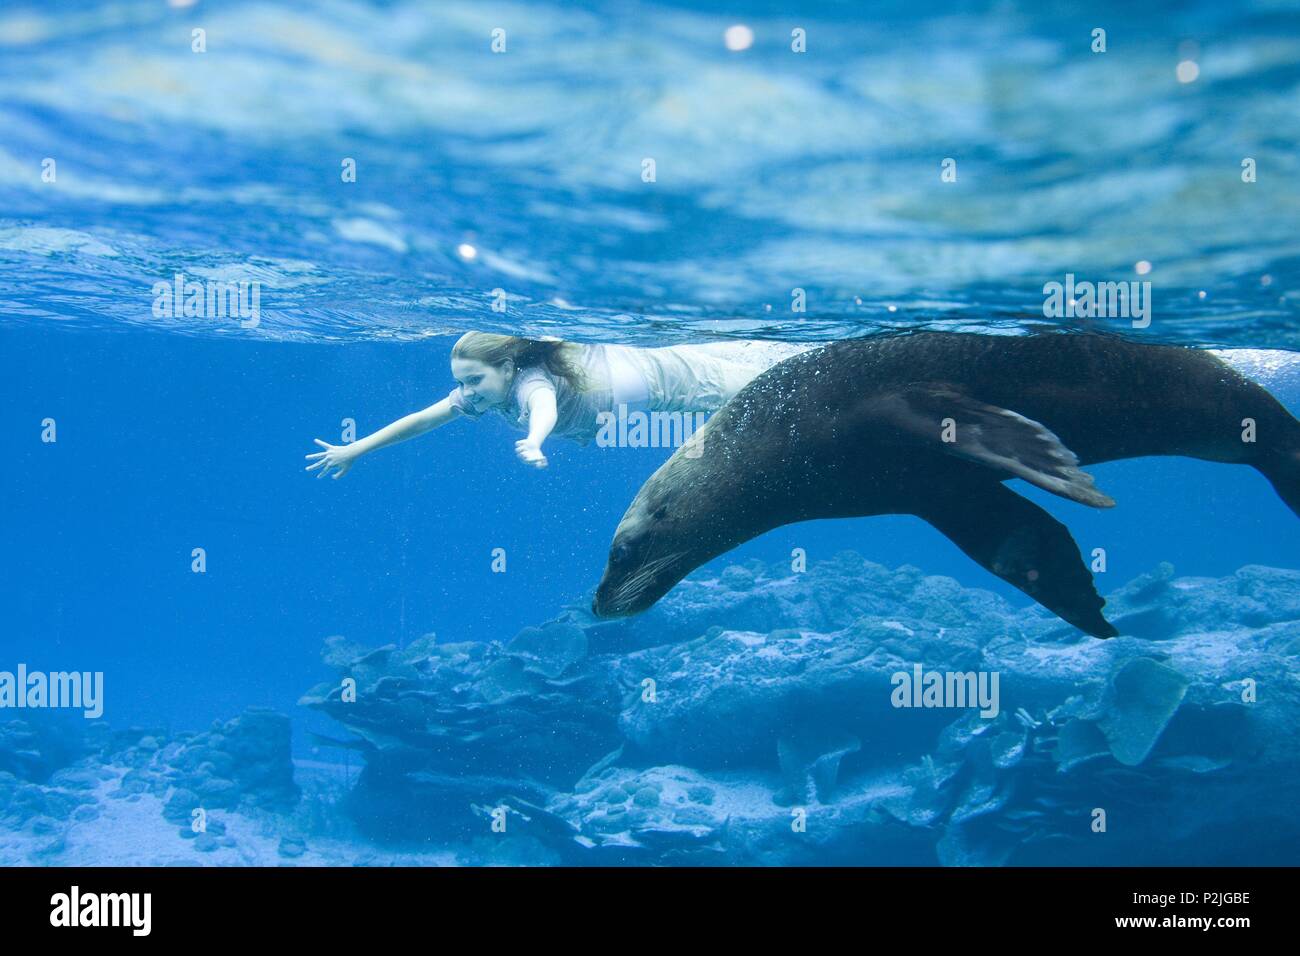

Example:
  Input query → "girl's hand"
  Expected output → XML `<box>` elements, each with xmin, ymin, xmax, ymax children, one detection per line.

<box><xmin>515</xmin><ymin>438</ymin><xmax>548</xmax><ymax>469</ymax></box>
<box><xmin>305</xmin><ymin>439</ymin><xmax>358</xmax><ymax>479</ymax></box>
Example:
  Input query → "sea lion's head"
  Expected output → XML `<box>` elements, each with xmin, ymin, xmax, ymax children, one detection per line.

<box><xmin>592</xmin><ymin>352</ymin><xmax>821</xmax><ymax>617</ymax></box>
<box><xmin>591</xmin><ymin>465</ymin><xmax>702</xmax><ymax>617</ymax></box>
<box><xmin>592</xmin><ymin>405</ymin><xmax>785</xmax><ymax>617</ymax></box>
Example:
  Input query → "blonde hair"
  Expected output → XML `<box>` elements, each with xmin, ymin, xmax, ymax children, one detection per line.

<box><xmin>451</xmin><ymin>333</ymin><xmax>589</xmax><ymax>393</ymax></box>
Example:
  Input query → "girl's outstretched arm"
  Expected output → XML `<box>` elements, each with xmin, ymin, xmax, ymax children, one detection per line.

<box><xmin>515</xmin><ymin>388</ymin><xmax>557</xmax><ymax>469</ymax></box>
<box><xmin>306</xmin><ymin>397</ymin><xmax>462</xmax><ymax>479</ymax></box>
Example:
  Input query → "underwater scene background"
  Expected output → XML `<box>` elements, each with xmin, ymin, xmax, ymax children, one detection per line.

<box><xmin>2</xmin><ymin>0</ymin><xmax>1299</xmax><ymax>865</ymax></box>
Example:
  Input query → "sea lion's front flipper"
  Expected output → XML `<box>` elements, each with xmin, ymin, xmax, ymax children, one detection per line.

<box><xmin>915</xmin><ymin>481</ymin><xmax>1118</xmax><ymax>638</ymax></box>
<box><xmin>872</xmin><ymin>386</ymin><xmax>1116</xmax><ymax>508</ymax></box>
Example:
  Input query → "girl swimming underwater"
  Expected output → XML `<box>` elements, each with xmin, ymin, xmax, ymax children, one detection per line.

<box><xmin>305</xmin><ymin>332</ymin><xmax>812</xmax><ymax>475</ymax></box>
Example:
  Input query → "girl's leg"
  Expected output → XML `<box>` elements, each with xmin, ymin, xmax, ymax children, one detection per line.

<box><xmin>606</xmin><ymin>345</ymin><xmax>652</xmax><ymax>415</ymax></box>
<box><xmin>682</xmin><ymin>340</ymin><xmax>816</xmax><ymax>371</ymax></box>
<box><xmin>640</xmin><ymin>341</ymin><xmax>816</xmax><ymax>413</ymax></box>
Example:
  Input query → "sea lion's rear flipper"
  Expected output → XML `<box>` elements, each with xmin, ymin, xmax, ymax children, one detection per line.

<box><xmin>873</xmin><ymin>386</ymin><xmax>1116</xmax><ymax>508</ymax></box>
<box><xmin>916</xmin><ymin>481</ymin><xmax>1118</xmax><ymax>639</ymax></box>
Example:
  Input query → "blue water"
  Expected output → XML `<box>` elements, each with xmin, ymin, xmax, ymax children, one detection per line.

<box><xmin>2</xmin><ymin>0</ymin><xmax>1300</xmax><ymax>865</ymax></box>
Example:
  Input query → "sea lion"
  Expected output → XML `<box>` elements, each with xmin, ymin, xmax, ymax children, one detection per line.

<box><xmin>592</xmin><ymin>331</ymin><xmax>1300</xmax><ymax>638</ymax></box>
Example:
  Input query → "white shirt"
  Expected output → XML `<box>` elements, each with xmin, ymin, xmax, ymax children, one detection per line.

<box><xmin>447</xmin><ymin>341</ymin><xmax>814</xmax><ymax>444</ymax></box>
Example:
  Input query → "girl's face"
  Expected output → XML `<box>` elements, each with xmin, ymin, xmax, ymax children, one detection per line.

<box><xmin>451</xmin><ymin>357</ymin><xmax>514</xmax><ymax>412</ymax></box>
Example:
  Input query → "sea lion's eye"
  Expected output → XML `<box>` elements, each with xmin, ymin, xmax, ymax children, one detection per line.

<box><xmin>652</xmin><ymin>505</ymin><xmax>668</xmax><ymax>521</ymax></box>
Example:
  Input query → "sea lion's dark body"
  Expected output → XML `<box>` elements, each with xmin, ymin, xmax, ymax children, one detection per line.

<box><xmin>593</xmin><ymin>332</ymin><xmax>1300</xmax><ymax>637</ymax></box>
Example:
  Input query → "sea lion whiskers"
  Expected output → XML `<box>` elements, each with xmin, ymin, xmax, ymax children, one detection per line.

<box><xmin>608</xmin><ymin>548</ymin><xmax>685</xmax><ymax>610</ymax></box>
